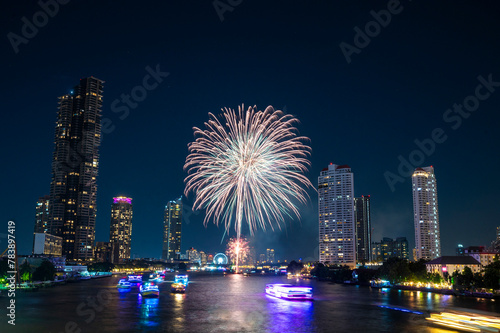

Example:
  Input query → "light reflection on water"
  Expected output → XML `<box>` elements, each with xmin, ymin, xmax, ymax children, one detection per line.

<box><xmin>265</xmin><ymin>295</ymin><xmax>314</xmax><ymax>333</ymax></box>
<box><xmin>1</xmin><ymin>274</ymin><xmax>499</xmax><ymax>332</ymax></box>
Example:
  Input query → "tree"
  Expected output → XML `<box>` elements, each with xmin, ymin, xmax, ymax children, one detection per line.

<box><xmin>32</xmin><ymin>260</ymin><xmax>56</xmax><ymax>281</ymax></box>
<box><xmin>287</xmin><ymin>260</ymin><xmax>304</xmax><ymax>275</ymax></box>
<box><xmin>462</xmin><ymin>266</ymin><xmax>474</xmax><ymax>287</ymax></box>
<box><xmin>19</xmin><ymin>261</ymin><xmax>32</xmax><ymax>282</ymax></box>
<box><xmin>88</xmin><ymin>262</ymin><xmax>114</xmax><ymax>272</ymax></box>
<box><xmin>0</xmin><ymin>260</ymin><xmax>8</xmax><ymax>280</ymax></box>
<box><xmin>483</xmin><ymin>261</ymin><xmax>500</xmax><ymax>289</ymax></box>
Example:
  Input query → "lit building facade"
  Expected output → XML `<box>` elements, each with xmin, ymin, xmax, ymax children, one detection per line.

<box><xmin>109</xmin><ymin>197</ymin><xmax>133</xmax><ymax>263</ymax></box>
<box><xmin>318</xmin><ymin>164</ymin><xmax>356</xmax><ymax>267</ymax></box>
<box><xmin>371</xmin><ymin>237</ymin><xmax>408</xmax><ymax>262</ymax></box>
<box><xmin>426</xmin><ymin>256</ymin><xmax>481</xmax><ymax>278</ymax></box>
<box><xmin>33</xmin><ymin>233</ymin><xmax>63</xmax><ymax>256</ymax></box>
<box><xmin>33</xmin><ymin>195</ymin><xmax>50</xmax><ymax>253</ymax></box>
<box><xmin>34</xmin><ymin>195</ymin><xmax>50</xmax><ymax>234</ymax></box>
<box><xmin>94</xmin><ymin>241</ymin><xmax>115</xmax><ymax>263</ymax></box>
<box><xmin>48</xmin><ymin>77</ymin><xmax>104</xmax><ymax>261</ymax></box>
<box><xmin>354</xmin><ymin>195</ymin><xmax>371</xmax><ymax>263</ymax></box>
<box><xmin>162</xmin><ymin>197</ymin><xmax>182</xmax><ymax>260</ymax></box>
<box><xmin>266</xmin><ymin>249</ymin><xmax>275</xmax><ymax>263</ymax></box>
<box><xmin>412</xmin><ymin>166</ymin><xmax>441</xmax><ymax>261</ymax></box>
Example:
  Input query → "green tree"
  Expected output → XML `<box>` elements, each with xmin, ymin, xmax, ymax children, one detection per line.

<box><xmin>462</xmin><ymin>266</ymin><xmax>474</xmax><ymax>287</ymax></box>
<box><xmin>88</xmin><ymin>262</ymin><xmax>114</xmax><ymax>272</ymax></box>
<box><xmin>0</xmin><ymin>260</ymin><xmax>8</xmax><ymax>280</ymax></box>
<box><xmin>19</xmin><ymin>261</ymin><xmax>32</xmax><ymax>282</ymax></box>
<box><xmin>32</xmin><ymin>260</ymin><xmax>56</xmax><ymax>281</ymax></box>
<box><xmin>483</xmin><ymin>261</ymin><xmax>500</xmax><ymax>289</ymax></box>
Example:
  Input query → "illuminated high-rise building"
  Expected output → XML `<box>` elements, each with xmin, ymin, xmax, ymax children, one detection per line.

<box><xmin>33</xmin><ymin>195</ymin><xmax>50</xmax><ymax>254</ymax></box>
<box><xmin>318</xmin><ymin>164</ymin><xmax>356</xmax><ymax>267</ymax></box>
<box><xmin>47</xmin><ymin>77</ymin><xmax>104</xmax><ymax>261</ymax></box>
<box><xmin>109</xmin><ymin>197</ymin><xmax>133</xmax><ymax>263</ymax></box>
<box><xmin>412</xmin><ymin>166</ymin><xmax>441</xmax><ymax>260</ymax></box>
<box><xmin>354</xmin><ymin>195</ymin><xmax>371</xmax><ymax>263</ymax></box>
<box><xmin>162</xmin><ymin>197</ymin><xmax>182</xmax><ymax>260</ymax></box>
<box><xmin>34</xmin><ymin>195</ymin><xmax>50</xmax><ymax>234</ymax></box>
<box><xmin>266</xmin><ymin>248</ymin><xmax>275</xmax><ymax>263</ymax></box>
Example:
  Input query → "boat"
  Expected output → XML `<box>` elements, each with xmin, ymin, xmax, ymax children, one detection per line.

<box><xmin>170</xmin><ymin>283</ymin><xmax>186</xmax><ymax>293</ymax></box>
<box><xmin>265</xmin><ymin>284</ymin><xmax>313</xmax><ymax>300</ymax></box>
<box><xmin>140</xmin><ymin>282</ymin><xmax>159</xmax><ymax>297</ymax></box>
<box><xmin>117</xmin><ymin>278</ymin><xmax>132</xmax><ymax>289</ymax></box>
<box><xmin>128</xmin><ymin>274</ymin><xmax>143</xmax><ymax>285</ymax></box>
<box><xmin>174</xmin><ymin>275</ymin><xmax>188</xmax><ymax>285</ymax></box>
<box><xmin>370</xmin><ymin>279</ymin><xmax>391</xmax><ymax>288</ymax></box>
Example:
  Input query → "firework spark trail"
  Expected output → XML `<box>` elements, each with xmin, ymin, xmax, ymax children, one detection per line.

<box><xmin>184</xmin><ymin>105</ymin><xmax>313</xmax><ymax>240</ymax></box>
<box><xmin>226</xmin><ymin>237</ymin><xmax>249</xmax><ymax>273</ymax></box>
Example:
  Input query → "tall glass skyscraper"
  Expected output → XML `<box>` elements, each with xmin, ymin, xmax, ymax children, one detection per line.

<box><xmin>162</xmin><ymin>197</ymin><xmax>182</xmax><ymax>261</ymax></box>
<box><xmin>318</xmin><ymin>164</ymin><xmax>356</xmax><ymax>268</ymax></box>
<box><xmin>48</xmin><ymin>77</ymin><xmax>104</xmax><ymax>261</ymax></box>
<box><xmin>109</xmin><ymin>197</ymin><xmax>133</xmax><ymax>263</ymax></box>
<box><xmin>412</xmin><ymin>166</ymin><xmax>441</xmax><ymax>260</ymax></box>
<box><xmin>354</xmin><ymin>195</ymin><xmax>371</xmax><ymax>263</ymax></box>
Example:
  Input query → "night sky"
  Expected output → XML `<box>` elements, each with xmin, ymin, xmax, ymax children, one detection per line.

<box><xmin>1</xmin><ymin>0</ymin><xmax>499</xmax><ymax>261</ymax></box>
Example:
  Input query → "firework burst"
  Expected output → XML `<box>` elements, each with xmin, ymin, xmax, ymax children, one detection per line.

<box><xmin>226</xmin><ymin>237</ymin><xmax>249</xmax><ymax>272</ymax></box>
<box><xmin>184</xmin><ymin>104</ymin><xmax>312</xmax><ymax>238</ymax></box>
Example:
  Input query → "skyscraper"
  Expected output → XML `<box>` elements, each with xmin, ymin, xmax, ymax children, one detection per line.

<box><xmin>412</xmin><ymin>166</ymin><xmax>441</xmax><ymax>261</ymax></box>
<box><xmin>48</xmin><ymin>77</ymin><xmax>104</xmax><ymax>261</ymax></box>
<box><xmin>266</xmin><ymin>248</ymin><xmax>275</xmax><ymax>263</ymax></box>
<box><xmin>34</xmin><ymin>195</ymin><xmax>50</xmax><ymax>234</ymax></box>
<box><xmin>109</xmin><ymin>197</ymin><xmax>133</xmax><ymax>263</ymax></box>
<box><xmin>33</xmin><ymin>195</ymin><xmax>50</xmax><ymax>254</ymax></box>
<box><xmin>318</xmin><ymin>164</ymin><xmax>356</xmax><ymax>267</ymax></box>
<box><xmin>354</xmin><ymin>195</ymin><xmax>371</xmax><ymax>263</ymax></box>
<box><xmin>162</xmin><ymin>197</ymin><xmax>182</xmax><ymax>260</ymax></box>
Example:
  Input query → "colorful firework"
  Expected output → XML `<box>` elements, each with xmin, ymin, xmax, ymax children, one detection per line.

<box><xmin>184</xmin><ymin>105</ymin><xmax>312</xmax><ymax>239</ymax></box>
<box><xmin>226</xmin><ymin>237</ymin><xmax>249</xmax><ymax>272</ymax></box>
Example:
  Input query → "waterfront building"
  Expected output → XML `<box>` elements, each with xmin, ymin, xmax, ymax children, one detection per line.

<box><xmin>33</xmin><ymin>195</ymin><xmax>50</xmax><ymax>253</ymax></box>
<box><xmin>412</xmin><ymin>166</ymin><xmax>441</xmax><ymax>261</ymax></box>
<box><xmin>318</xmin><ymin>164</ymin><xmax>356</xmax><ymax>267</ymax></box>
<box><xmin>109</xmin><ymin>197</ymin><xmax>133</xmax><ymax>263</ymax></box>
<box><xmin>354</xmin><ymin>195</ymin><xmax>371</xmax><ymax>263</ymax></box>
<box><xmin>34</xmin><ymin>195</ymin><xmax>50</xmax><ymax>234</ymax></box>
<box><xmin>462</xmin><ymin>246</ymin><xmax>499</xmax><ymax>266</ymax></box>
<box><xmin>371</xmin><ymin>237</ymin><xmax>409</xmax><ymax>262</ymax></box>
<box><xmin>47</xmin><ymin>77</ymin><xmax>104</xmax><ymax>261</ymax></box>
<box><xmin>162</xmin><ymin>197</ymin><xmax>183</xmax><ymax>260</ymax></box>
<box><xmin>266</xmin><ymin>249</ymin><xmax>275</xmax><ymax>263</ymax></box>
<box><xmin>33</xmin><ymin>233</ymin><xmax>63</xmax><ymax>256</ymax></box>
<box><xmin>94</xmin><ymin>241</ymin><xmax>115</xmax><ymax>263</ymax></box>
<box><xmin>426</xmin><ymin>256</ymin><xmax>481</xmax><ymax>278</ymax></box>
<box><xmin>187</xmin><ymin>247</ymin><xmax>200</xmax><ymax>263</ymax></box>
<box><xmin>200</xmin><ymin>251</ymin><xmax>207</xmax><ymax>265</ymax></box>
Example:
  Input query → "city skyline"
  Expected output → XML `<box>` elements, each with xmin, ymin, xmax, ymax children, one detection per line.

<box><xmin>2</xmin><ymin>1</ymin><xmax>499</xmax><ymax>261</ymax></box>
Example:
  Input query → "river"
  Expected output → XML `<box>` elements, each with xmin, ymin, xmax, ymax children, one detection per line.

<box><xmin>0</xmin><ymin>273</ymin><xmax>499</xmax><ymax>332</ymax></box>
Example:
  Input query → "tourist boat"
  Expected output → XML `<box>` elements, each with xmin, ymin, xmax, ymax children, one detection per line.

<box><xmin>265</xmin><ymin>284</ymin><xmax>313</xmax><ymax>300</ymax></box>
<box><xmin>128</xmin><ymin>274</ymin><xmax>143</xmax><ymax>285</ymax></box>
<box><xmin>117</xmin><ymin>278</ymin><xmax>132</xmax><ymax>289</ymax></box>
<box><xmin>174</xmin><ymin>275</ymin><xmax>188</xmax><ymax>285</ymax></box>
<box><xmin>370</xmin><ymin>279</ymin><xmax>391</xmax><ymax>288</ymax></box>
<box><xmin>140</xmin><ymin>282</ymin><xmax>159</xmax><ymax>297</ymax></box>
<box><xmin>170</xmin><ymin>283</ymin><xmax>186</xmax><ymax>293</ymax></box>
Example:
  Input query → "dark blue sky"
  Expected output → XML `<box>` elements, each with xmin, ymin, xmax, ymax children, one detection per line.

<box><xmin>1</xmin><ymin>0</ymin><xmax>499</xmax><ymax>261</ymax></box>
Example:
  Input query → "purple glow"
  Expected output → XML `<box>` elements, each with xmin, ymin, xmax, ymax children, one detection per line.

<box><xmin>114</xmin><ymin>197</ymin><xmax>132</xmax><ymax>204</ymax></box>
<box><xmin>265</xmin><ymin>284</ymin><xmax>313</xmax><ymax>300</ymax></box>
